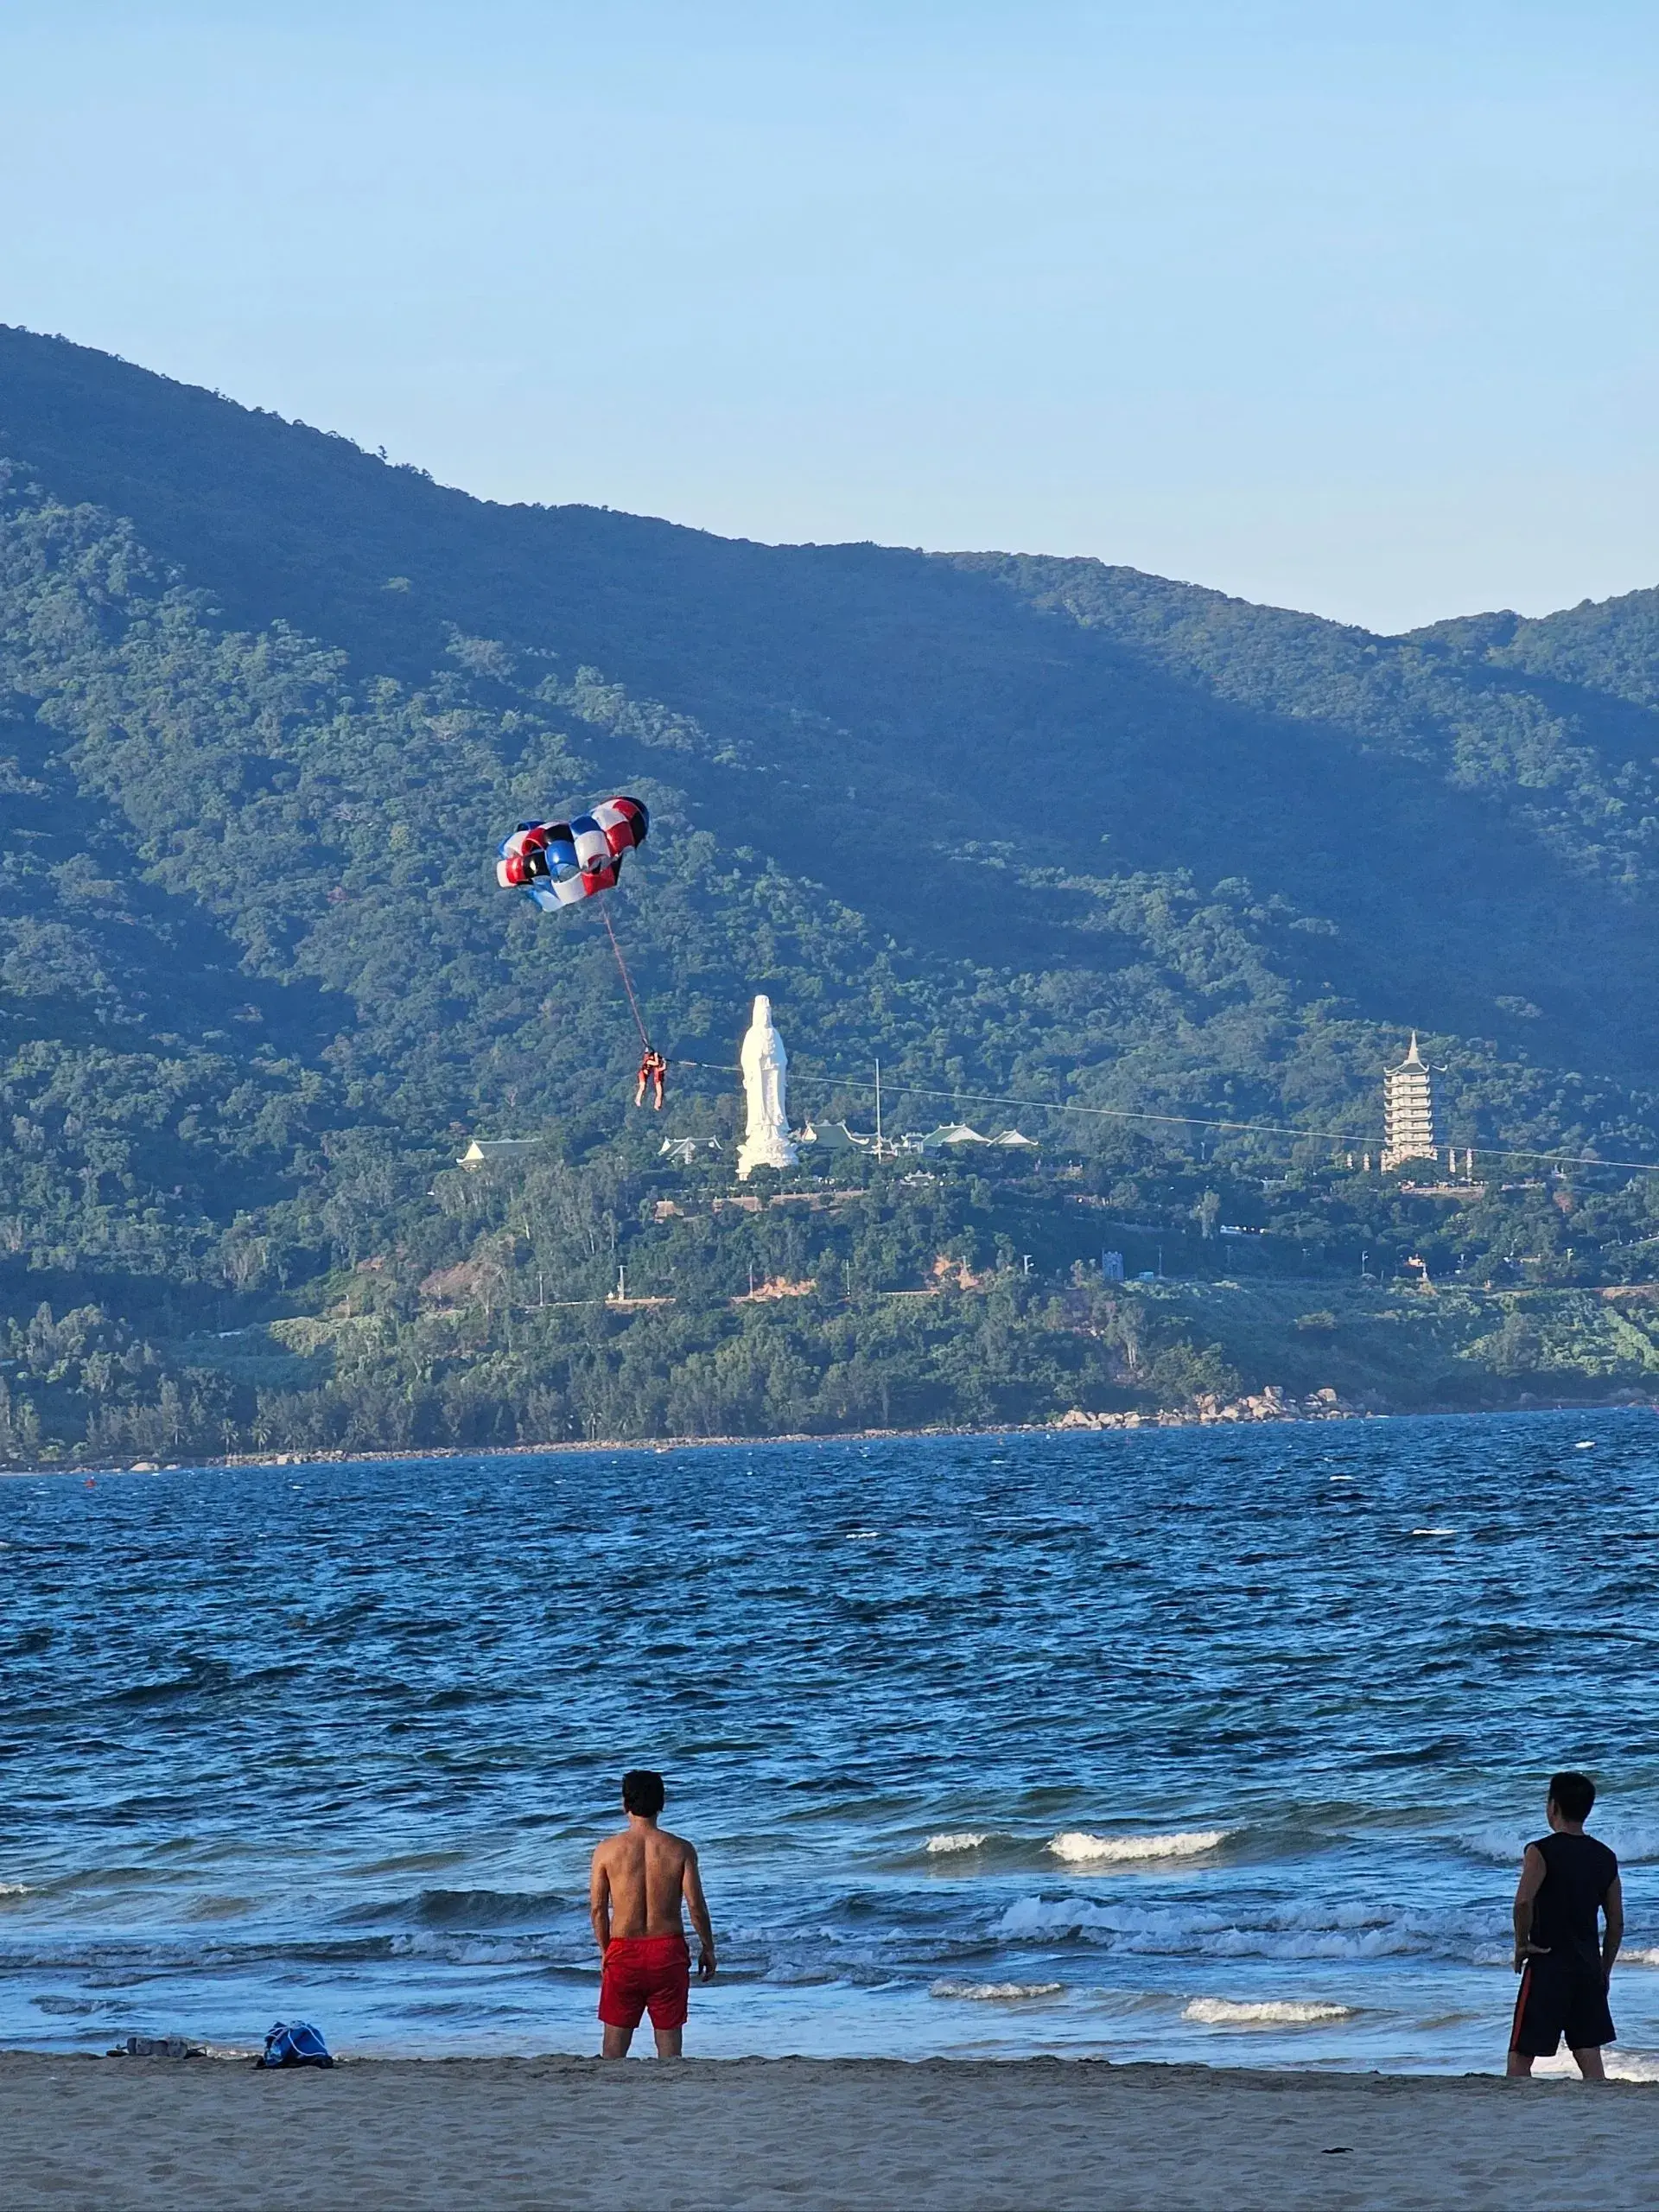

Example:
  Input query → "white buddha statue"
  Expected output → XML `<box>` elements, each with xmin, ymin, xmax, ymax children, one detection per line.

<box><xmin>736</xmin><ymin>995</ymin><xmax>798</xmax><ymax>1180</ymax></box>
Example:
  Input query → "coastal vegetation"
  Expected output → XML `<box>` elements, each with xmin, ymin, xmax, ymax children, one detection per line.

<box><xmin>5</xmin><ymin>323</ymin><xmax>1659</xmax><ymax>1463</ymax></box>
<box><xmin>6</xmin><ymin>1135</ymin><xmax>1659</xmax><ymax>1465</ymax></box>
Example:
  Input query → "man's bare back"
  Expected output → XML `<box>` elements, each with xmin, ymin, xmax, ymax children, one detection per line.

<box><xmin>590</xmin><ymin>1822</ymin><xmax>705</xmax><ymax>1941</ymax></box>
<box><xmin>589</xmin><ymin>1770</ymin><xmax>715</xmax><ymax>2058</ymax></box>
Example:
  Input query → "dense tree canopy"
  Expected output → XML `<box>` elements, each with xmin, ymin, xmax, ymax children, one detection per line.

<box><xmin>3</xmin><ymin>323</ymin><xmax>1659</xmax><ymax>1462</ymax></box>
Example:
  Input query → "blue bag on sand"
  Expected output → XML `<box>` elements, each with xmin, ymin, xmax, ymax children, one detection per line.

<box><xmin>260</xmin><ymin>2020</ymin><xmax>334</xmax><ymax>2069</ymax></box>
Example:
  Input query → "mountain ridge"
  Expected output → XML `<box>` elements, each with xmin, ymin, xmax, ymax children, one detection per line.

<box><xmin>5</xmin><ymin>323</ymin><xmax>1659</xmax><ymax>1456</ymax></box>
<box><xmin>8</xmin><ymin>323</ymin><xmax>1657</xmax><ymax>1070</ymax></box>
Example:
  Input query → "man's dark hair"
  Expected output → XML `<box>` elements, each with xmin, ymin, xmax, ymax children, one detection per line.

<box><xmin>622</xmin><ymin>1769</ymin><xmax>666</xmax><ymax>1817</ymax></box>
<box><xmin>1549</xmin><ymin>1770</ymin><xmax>1596</xmax><ymax>1822</ymax></box>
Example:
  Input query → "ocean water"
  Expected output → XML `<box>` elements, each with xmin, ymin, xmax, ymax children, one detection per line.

<box><xmin>4</xmin><ymin>1410</ymin><xmax>1659</xmax><ymax>2074</ymax></box>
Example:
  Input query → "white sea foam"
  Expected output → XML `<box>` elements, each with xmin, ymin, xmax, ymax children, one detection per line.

<box><xmin>1533</xmin><ymin>2048</ymin><xmax>1659</xmax><ymax>2082</ymax></box>
<box><xmin>1457</xmin><ymin>1821</ymin><xmax>1659</xmax><ymax>1867</ymax></box>
<box><xmin>0</xmin><ymin>1884</ymin><xmax>30</xmax><ymax>1898</ymax></box>
<box><xmin>1183</xmin><ymin>1998</ymin><xmax>1354</xmax><ymax>2027</ymax></box>
<box><xmin>925</xmin><ymin>1833</ymin><xmax>990</xmax><ymax>1855</ymax></box>
<box><xmin>993</xmin><ymin>1894</ymin><xmax>1491</xmax><ymax>1962</ymax></box>
<box><xmin>1047</xmin><ymin>1829</ymin><xmax>1228</xmax><ymax>1866</ymax></box>
<box><xmin>931</xmin><ymin>1980</ymin><xmax>1065</xmax><ymax>2001</ymax></box>
<box><xmin>1620</xmin><ymin>1947</ymin><xmax>1659</xmax><ymax>1966</ymax></box>
<box><xmin>1575</xmin><ymin>1440</ymin><xmax>1596</xmax><ymax>1450</ymax></box>
<box><xmin>1410</xmin><ymin>1527</ymin><xmax>1457</xmax><ymax>1537</ymax></box>
<box><xmin>1594</xmin><ymin>1821</ymin><xmax>1659</xmax><ymax>1864</ymax></box>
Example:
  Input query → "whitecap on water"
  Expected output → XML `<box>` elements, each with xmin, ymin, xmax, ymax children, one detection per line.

<box><xmin>1047</xmin><ymin>1829</ymin><xmax>1228</xmax><ymax>1866</ymax></box>
<box><xmin>1458</xmin><ymin>1823</ymin><xmax>1659</xmax><ymax>1867</ymax></box>
<box><xmin>1183</xmin><ymin>1998</ymin><xmax>1354</xmax><ymax>2027</ymax></box>
<box><xmin>1452</xmin><ymin>1825</ymin><xmax>1529</xmax><ymax>1864</ymax></box>
<box><xmin>994</xmin><ymin>1893</ymin><xmax>1485</xmax><ymax>1961</ymax></box>
<box><xmin>1532</xmin><ymin>2047</ymin><xmax>1659</xmax><ymax>2082</ymax></box>
<box><xmin>1410</xmin><ymin>1528</ymin><xmax>1457</xmax><ymax>1537</ymax></box>
<box><xmin>931</xmin><ymin>1980</ymin><xmax>1064</xmax><ymax>2001</ymax></box>
<box><xmin>925</xmin><ymin>1833</ymin><xmax>989</xmax><ymax>1855</ymax></box>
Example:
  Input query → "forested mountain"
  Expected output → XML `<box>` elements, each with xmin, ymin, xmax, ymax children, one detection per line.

<box><xmin>4</xmin><ymin>321</ymin><xmax>1659</xmax><ymax>1459</ymax></box>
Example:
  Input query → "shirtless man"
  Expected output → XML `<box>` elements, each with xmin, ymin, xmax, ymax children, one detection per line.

<box><xmin>589</xmin><ymin>1770</ymin><xmax>716</xmax><ymax>2058</ymax></box>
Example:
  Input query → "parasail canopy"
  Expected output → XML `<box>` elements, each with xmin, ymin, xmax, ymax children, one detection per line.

<box><xmin>496</xmin><ymin>796</ymin><xmax>648</xmax><ymax>911</ymax></box>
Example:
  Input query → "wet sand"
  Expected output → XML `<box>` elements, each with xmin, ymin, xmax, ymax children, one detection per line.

<box><xmin>6</xmin><ymin>2051</ymin><xmax>1657</xmax><ymax>2211</ymax></box>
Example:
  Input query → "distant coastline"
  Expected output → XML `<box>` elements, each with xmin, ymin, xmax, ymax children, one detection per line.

<box><xmin>10</xmin><ymin>325</ymin><xmax>1659</xmax><ymax>1518</ymax></box>
<box><xmin>5</xmin><ymin>1391</ymin><xmax>1654</xmax><ymax>1479</ymax></box>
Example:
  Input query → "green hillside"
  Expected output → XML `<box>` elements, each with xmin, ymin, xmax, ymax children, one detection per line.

<box><xmin>3</xmin><ymin>322</ymin><xmax>1659</xmax><ymax>1461</ymax></box>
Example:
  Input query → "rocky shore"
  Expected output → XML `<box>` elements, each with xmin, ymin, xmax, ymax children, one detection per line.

<box><xmin>1053</xmin><ymin>1385</ymin><xmax>1357</xmax><ymax>1429</ymax></box>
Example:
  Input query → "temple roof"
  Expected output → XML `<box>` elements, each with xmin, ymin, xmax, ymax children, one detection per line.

<box><xmin>1389</xmin><ymin>1031</ymin><xmax>1428</xmax><ymax>1073</ymax></box>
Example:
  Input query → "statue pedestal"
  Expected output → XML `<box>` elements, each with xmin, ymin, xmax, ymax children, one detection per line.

<box><xmin>737</xmin><ymin>1130</ymin><xmax>798</xmax><ymax>1179</ymax></box>
<box><xmin>736</xmin><ymin>995</ymin><xmax>798</xmax><ymax>1181</ymax></box>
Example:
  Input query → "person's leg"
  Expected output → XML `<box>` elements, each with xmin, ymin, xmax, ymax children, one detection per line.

<box><xmin>1508</xmin><ymin>1963</ymin><xmax>1544</xmax><ymax>2076</ymax></box>
<box><xmin>1562</xmin><ymin>1975</ymin><xmax>1616</xmax><ymax>2080</ymax></box>
<box><xmin>645</xmin><ymin>1942</ymin><xmax>690</xmax><ymax>2056</ymax></box>
<box><xmin>599</xmin><ymin>1957</ymin><xmax>642</xmax><ymax>2058</ymax></box>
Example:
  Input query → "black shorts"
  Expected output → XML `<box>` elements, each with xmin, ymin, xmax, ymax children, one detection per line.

<box><xmin>1510</xmin><ymin>1959</ymin><xmax>1615</xmax><ymax>2056</ymax></box>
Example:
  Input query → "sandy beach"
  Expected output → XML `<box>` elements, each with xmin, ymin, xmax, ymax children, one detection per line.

<box><xmin>6</xmin><ymin>2053</ymin><xmax>1658</xmax><ymax>2212</ymax></box>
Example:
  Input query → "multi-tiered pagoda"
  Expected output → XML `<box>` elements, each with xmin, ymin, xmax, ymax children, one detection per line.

<box><xmin>1382</xmin><ymin>1033</ymin><xmax>1436</xmax><ymax>1172</ymax></box>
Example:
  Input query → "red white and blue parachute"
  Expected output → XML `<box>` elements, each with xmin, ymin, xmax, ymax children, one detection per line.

<box><xmin>496</xmin><ymin>797</ymin><xmax>649</xmax><ymax>912</ymax></box>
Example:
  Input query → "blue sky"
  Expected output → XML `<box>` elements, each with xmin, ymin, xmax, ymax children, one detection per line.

<box><xmin>1</xmin><ymin>2</ymin><xmax>1655</xmax><ymax>629</ymax></box>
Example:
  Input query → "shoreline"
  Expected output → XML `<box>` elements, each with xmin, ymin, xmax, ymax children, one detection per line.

<box><xmin>9</xmin><ymin>2051</ymin><xmax>1659</xmax><ymax>2210</ymax></box>
<box><xmin>3</xmin><ymin>1394</ymin><xmax>1654</xmax><ymax>1480</ymax></box>
<box><xmin>4</xmin><ymin>1392</ymin><xmax>1656</xmax><ymax>1482</ymax></box>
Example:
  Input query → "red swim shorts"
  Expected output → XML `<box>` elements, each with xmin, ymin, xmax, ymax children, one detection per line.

<box><xmin>599</xmin><ymin>1934</ymin><xmax>691</xmax><ymax>2031</ymax></box>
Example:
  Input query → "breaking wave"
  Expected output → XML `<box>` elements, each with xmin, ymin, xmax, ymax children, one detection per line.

<box><xmin>1046</xmin><ymin>1830</ymin><xmax>1229</xmax><ymax>1866</ymax></box>
<box><xmin>931</xmin><ymin>1980</ymin><xmax>1065</xmax><ymax>2001</ymax></box>
<box><xmin>1455</xmin><ymin>1821</ymin><xmax>1659</xmax><ymax>1866</ymax></box>
<box><xmin>925</xmin><ymin>1834</ymin><xmax>990</xmax><ymax>1855</ymax></box>
<box><xmin>1533</xmin><ymin>2048</ymin><xmax>1659</xmax><ymax>2082</ymax></box>
<box><xmin>1183</xmin><ymin>1998</ymin><xmax>1354</xmax><ymax>2027</ymax></box>
<box><xmin>993</xmin><ymin>1894</ymin><xmax>1491</xmax><ymax>1963</ymax></box>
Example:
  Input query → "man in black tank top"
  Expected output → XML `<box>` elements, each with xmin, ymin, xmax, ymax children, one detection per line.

<box><xmin>1508</xmin><ymin>1770</ymin><xmax>1623</xmax><ymax>2079</ymax></box>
